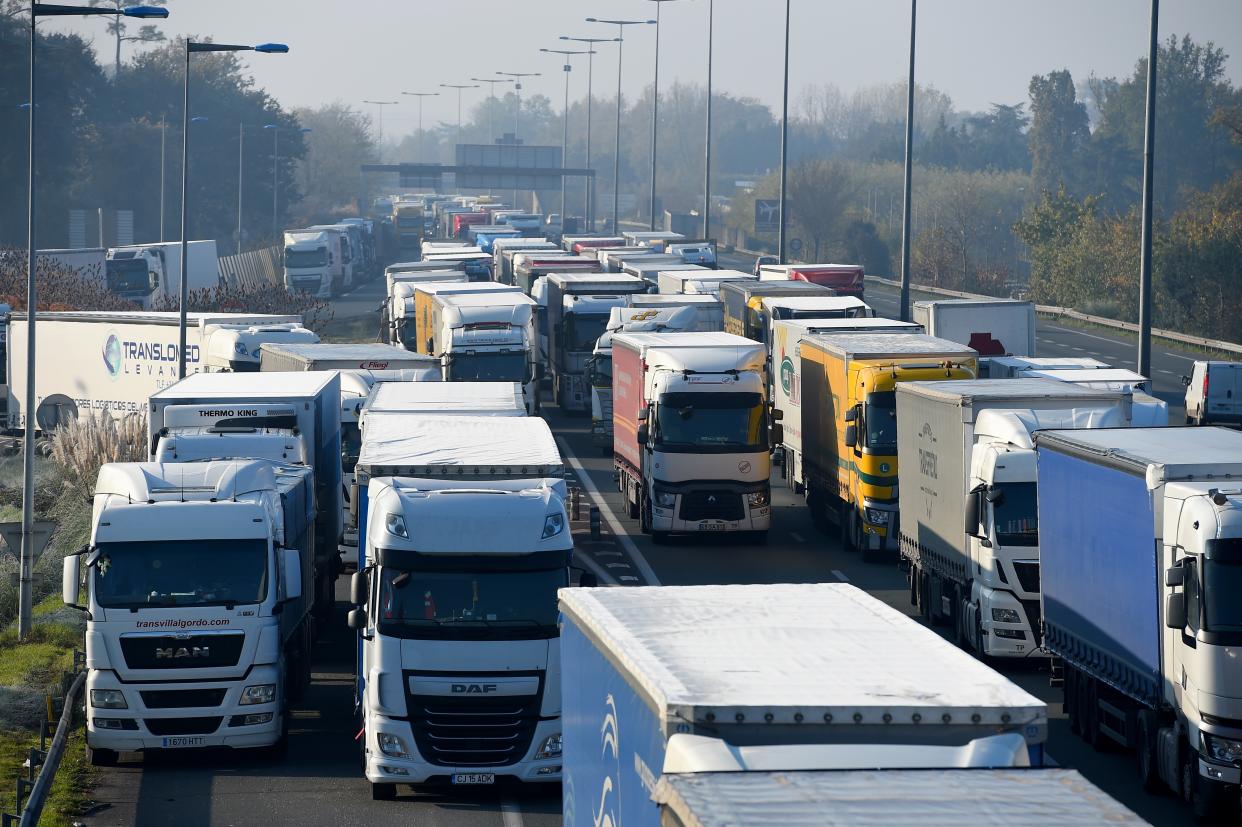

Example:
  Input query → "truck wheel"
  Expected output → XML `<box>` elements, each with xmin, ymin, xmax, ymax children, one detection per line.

<box><xmin>1182</xmin><ymin>754</ymin><xmax>1226</xmax><ymax>823</ymax></box>
<box><xmin>840</xmin><ymin>504</ymin><xmax>856</xmax><ymax>551</ymax></box>
<box><xmin>371</xmin><ymin>782</ymin><xmax>397</xmax><ymax>801</ymax></box>
<box><xmin>87</xmin><ymin>745</ymin><xmax>118</xmax><ymax>767</ymax></box>
<box><xmin>639</xmin><ymin>493</ymin><xmax>652</xmax><ymax>535</ymax></box>
<box><xmin>907</xmin><ymin>565</ymin><xmax>918</xmax><ymax>607</ymax></box>
<box><xmin>1136</xmin><ymin>710</ymin><xmax>1161</xmax><ymax>792</ymax></box>
<box><xmin>1083</xmin><ymin>677</ymin><xmax>1106</xmax><ymax>751</ymax></box>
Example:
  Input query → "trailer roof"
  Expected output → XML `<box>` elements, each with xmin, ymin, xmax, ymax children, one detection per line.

<box><xmin>630</xmin><ymin>293</ymin><xmax>721</xmax><ymax>306</ymax></box>
<box><xmin>548</xmin><ymin>273</ymin><xmax>645</xmax><ymax>287</ymax></box>
<box><xmin>654</xmin><ymin>769</ymin><xmax>1145</xmax><ymax>826</ymax></box>
<box><xmin>259</xmin><ymin>343</ymin><xmax>436</xmax><ymax>363</ymax></box>
<box><xmin>776</xmin><ymin>317</ymin><xmax>918</xmax><ymax>333</ymax></box>
<box><xmin>914</xmin><ymin>297</ymin><xmax>1032</xmax><ymax>308</ymax></box>
<box><xmin>152</xmin><ymin>370</ymin><xmax>339</xmax><ymax>399</ymax></box>
<box><xmin>898</xmin><ymin>378</ymin><xmax>1123</xmax><ymax>404</ymax></box>
<box><xmin>364</xmin><ymin>381</ymin><xmax>525</xmax><ymax>415</ymax></box>
<box><xmin>357</xmin><ymin>414</ymin><xmax>560</xmax><ymax>475</ymax></box>
<box><xmin>559</xmin><ymin>583</ymin><xmax>1044</xmax><ymax>725</ymax></box>
<box><xmin>719</xmin><ymin>281</ymin><xmax>836</xmax><ymax>298</ymax></box>
<box><xmin>11</xmin><ymin>310</ymin><xmax>301</xmax><ymax>326</ymax></box>
<box><xmin>1036</xmin><ymin>426</ymin><xmax>1242</xmax><ymax>484</ymax></box>
<box><xmin>762</xmin><ymin>295</ymin><xmax>869</xmax><ymax>310</ymax></box>
<box><xmin>801</xmin><ymin>332</ymin><xmax>977</xmax><ymax>358</ymax></box>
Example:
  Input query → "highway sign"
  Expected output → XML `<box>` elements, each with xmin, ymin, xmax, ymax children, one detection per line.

<box><xmin>754</xmin><ymin>199</ymin><xmax>779</xmax><ymax>233</ymax></box>
<box><xmin>790</xmin><ymin>238</ymin><xmax>803</xmax><ymax>254</ymax></box>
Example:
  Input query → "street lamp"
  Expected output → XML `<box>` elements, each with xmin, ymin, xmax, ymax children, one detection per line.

<box><xmin>1137</xmin><ymin>0</ymin><xmax>1159</xmax><ymax>376</ymax></box>
<box><xmin>703</xmin><ymin>0</ymin><xmax>714</xmax><ymax>238</ymax></box>
<box><xmin>541</xmin><ymin>48</ymin><xmax>592</xmax><ymax>223</ymax></box>
<box><xmin>362</xmin><ymin>99</ymin><xmax>398</xmax><ymax>146</ymax></box>
<box><xmin>401</xmin><ymin>91</ymin><xmax>439</xmax><ymax>162</ymax></box>
<box><xmin>181</xmin><ymin>39</ymin><xmax>288</xmax><ymax>381</ymax></box>
<box><xmin>263</xmin><ymin>123</ymin><xmax>311</xmax><ymax>258</ymax></box>
<box><xmin>561</xmin><ymin>35</ymin><xmax>619</xmax><ymax>231</ymax></box>
<box><xmin>646</xmin><ymin>0</ymin><xmax>684</xmax><ymax>231</ymax></box>
<box><xmin>586</xmin><ymin>17</ymin><xmax>656</xmax><ymax>234</ymax></box>
<box><xmin>777</xmin><ymin>0</ymin><xmax>791</xmax><ymax>263</ymax></box>
<box><xmin>471</xmin><ymin>77</ymin><xmax>514</xmax><ymax>145</ymax></box>
<box><xmin>440</xmin><ymin>83</ymin><xmax>480</xmax><ymax>149</ymax></box>
<box><xmin>496</xmin><ymin>72</ymin><xmax>541</xmax><ymax>209</ymax></box>
<box><xmin>898</xmin><ymin>0</ymin><xmax>916</xmax><ymax>321</ymax></box>
<box><xmin>19</xmin><ymin>2</ymin><xmax>169</xmax><ymax>642</ymax></box>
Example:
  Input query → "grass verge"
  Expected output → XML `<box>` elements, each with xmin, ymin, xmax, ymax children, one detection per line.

<box><xmin>319</xmin><ymin>313</ymin><xmax>381</xmax><ymax>343</ymax></box>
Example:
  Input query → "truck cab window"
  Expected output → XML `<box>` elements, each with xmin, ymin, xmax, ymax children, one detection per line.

<box><xmin>1204</xmin><ymin>556</ymin><xmax>1242</xmax><ymax>633</ymax></box>
<box><xmin>1184</xmin><ymin>557</ymin><xmax>1201</xmax><ymax>634</ymax></box>
<box><xmin>864</xmin><ymin>391</ymin><xmax>897</xmax><ymax>453</ymax></box>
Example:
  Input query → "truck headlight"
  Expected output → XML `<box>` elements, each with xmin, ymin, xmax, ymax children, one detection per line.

<box><xmin>240</xmin><ymin>684</ymin><xmax>276</xmax><ymax>705</ymax></box>
<box><xmin>655</xmin><ymin>491</ymin><xmax>677</xmax><ymax>509</ymax></box>
<box><xmin>90</xmin><ymin>689</ymin><xmax>127</xmax><ymax>710</ymax></box>
<box><xmin>542</xmin><ymin>513</ymin><xmax>565</xmax><ymax>539</ymax></box>
<box><xmin>747</xmin><ymin>490</ymin><xmax>769</xmax><ymax>508</ymax></box>
<box><xmin>535</xmin><ymin>733</ymin><xmax>562</xmax><ymax>759</ymax></box>
<box><xmin>377</xmin><ymin>732</ymin><xmax>411</xmax><ymax>759</ymax></box>
<box><xmin>1203</xmin><ymin>732</ymin><xmax>1242</xmax><ymax>765</ymax></box>
<box><xmin>386</xmin><ymin>514</ymin><xmax>409</xmax><ymax>539</ymax></box>
<box><xmin>864</xmin><ymin>507</ymin><xmax>889</xmax><ymax>526</ymax></box>
<box><xmin>991</xmin><ymin>608</ymin><xmax>1021</xmax><ymax>624</ymax></box>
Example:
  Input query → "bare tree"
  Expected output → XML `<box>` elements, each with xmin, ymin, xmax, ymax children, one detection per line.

<box><xmin>787</xmin><ymin>160</ymin><xmax>855</xmax><ymax>261</ymax></box>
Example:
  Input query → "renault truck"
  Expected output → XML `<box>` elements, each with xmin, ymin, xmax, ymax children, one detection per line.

<box><xmin>1038</xmin><ymin>427</ymin><xmax>1242</xmax><ymax>821</ymax></box>
<box><xmin>895</xmin><ymin>379</ymin><xmax>1132</xmax><ymax>658</ymax></box>
<box><xmin>795</xmin><ymin>333</ymin><xmax>977</xmax><ymax>558</ymax></box>
<box><xmin>65</xmin><ymin>459</ymin><xmax>313</xmax><ymax>764</ymax></box>
<box><xmin>612</xmin><ymin>332</ymin><xmax>773</xmax><ymax>542</ymax></box>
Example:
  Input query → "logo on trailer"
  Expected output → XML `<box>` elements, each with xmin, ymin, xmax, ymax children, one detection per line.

<box><xmin>102</xmin><ymin>333</ymin><xmax>122</xmax><ymax>379</ymax></box>
<box><xmin>594</xmin><ymin>694</ymin><xmax>619</xmax><ymax>827</ymax></box>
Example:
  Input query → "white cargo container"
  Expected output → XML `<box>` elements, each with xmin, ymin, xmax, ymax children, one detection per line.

<box><xmin>912</xmin><ymin>298</ymin><xmax>1036</xmax><ymax>357</ymax></box>
<box><xmin>360</xmin><ymin>380</ymin><xmax>526</xmax><ymax>427</ymax></box>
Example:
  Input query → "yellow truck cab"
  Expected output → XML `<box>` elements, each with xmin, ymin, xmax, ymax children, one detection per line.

<box><xmin>796</xmin><ymin>333</ymin><xmax>976</xmax><ymax>559</ymax></box>
<box><xmin>719</xmin><ymin>281</ymin><xmax>836</xmax><ymax>340</ymax></box>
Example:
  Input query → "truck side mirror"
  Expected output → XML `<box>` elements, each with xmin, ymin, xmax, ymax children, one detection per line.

<box><xmin>1164</xmin><ymin>593</ymin><xmax>1186</xmax><ymax>629</ymax></box>
<box><xmin>844</xmin><ymin>424</ymin><xmax>857</xmax><ymax>449</ymax></box>
<box><xmin>1165</xmin><ymin>564</ymin><xmax>1185</xmax><ymax>587</ymax></box>
<box><xmin>844</xmin><ymin>407</ymin><xmax>857</xmax><ymax>423</ymax></box>
<box><xmin>770</xmin><ymin>407</ymin><xmax>784</xmax><ymax>422</ymax></box>
<box><xmin>350</xmin><ymin>571</ymin><xmax>368</xmax><ymax>606</ymax></box>
<box><xmin>1181</xmin><ymin>375</ymin><xmax>1191</xmax><ymax>387</ymax></box>
<box><xmin>62</xmin><ymin>554</ymin><xmax>83</xmax><ymax>609</ymax></box>
<box><xmin>637</xmin><ymin>424</ymin><xmax>649</xmax><ymax>445</ymax></box>
<box><xmin>964</xmin><ymin>490</ymin><xmax>981</xmax><ymax>536</ymax></box>
<box><xmin>347</xmin><ymin>608</ymin><xmax>368</xmax><ymax>631</ymax></box>
<box><xmin>282</xmin><ymin>548</ymin><xmax>303</xmax><ymax>601</ymax></box>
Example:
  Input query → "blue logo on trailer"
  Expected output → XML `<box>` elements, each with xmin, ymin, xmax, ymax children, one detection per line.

<box><xmin>102</xmin><ymin>333</ymin><xmax>122</xmax><ymax>379</ymax></box>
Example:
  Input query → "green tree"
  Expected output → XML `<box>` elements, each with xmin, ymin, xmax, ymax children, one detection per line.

<box><xmin>1028</xmin><ymin>70</ymin><xmax>1090</xmax><ymax>194</ymax></box>
<box><xmin>294</xmin><ymin>103</ymin><xmax>377</xmax><ymax>222</ymax></box>
<box><xmin>787</xmin><ymin>160</ymin><xmax>855</xmax><ymax>261</ymax></box>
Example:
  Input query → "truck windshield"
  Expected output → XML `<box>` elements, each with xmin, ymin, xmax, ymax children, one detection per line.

<box><xmin>590</xmin><ymin>354</ymin><xmax>613</xmax><ymax>389</ymax></box>
<box><xmin>1204</xmin><ymin>559</ymin><xmax>1242</xmax><ymax>633</ymax></box>
<box><xmin>992</xmin><ymin>481</ymin><xmax>1038</xmax><ymax>547</ymax></box>
<box><xmin>864</xmin><ymin>391</ymin><xmax>897</xmax><ymax>453</ymax></box>
<box><xmin>286</xmin><ymin>248</ymin><xmax>327</xmax><ymax>268</ymax></box>
<box><xmin>376</xmin><ymin>566</ymin><xmax>564</xmax><ymax>639</ymax></box>
<box><xmin>93</xmin><ymin>539</ymin><xmax>268</xmax><ymax>608</ymax></box>
<box><xmin>106</xmin><ymin>259</ymin><xmax>150</xmax><ymax>294</ymax></box>
<box><xmin>656</xmin><ymin>391</ymin><xmax>765</xmax><ymax>452</ymax></box>
<box><xmin>446</xmin><ymin>352</ymin><xmax>526</xmax><ymax>382</ymax></box>
<box><xmin>565</xmin><ymin>313</ymin><xmax>611</xmax><ymax>352</ymax></box>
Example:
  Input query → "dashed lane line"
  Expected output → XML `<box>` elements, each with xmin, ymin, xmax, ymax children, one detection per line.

<box><xmin>1043</xmin><ymin>325</ymin><xmax>1134</xmax><ymax>347</ymax></box>
<box><xmin>501</xmin><ymin>800</ymin><xmax>524</xmax><ymax>827</ymax></box>
<box><xmin>831</xmin><ymin>569</ymin><xmax>850</xmax><ymax>582</ymax></box>
<box><xmin>557</xmin><ymin>437</ymin><xmax>663</xmax><ymax>587</ymax></box>
<box><xmin>789</xmin><ymin>531</ymin><xmax>806</xmax><ymax>543</ymax></box>
<box><xmin>1162</xmin><ymin>352</ymin><xmax>1195</xmax><ymax>362</ymax></box>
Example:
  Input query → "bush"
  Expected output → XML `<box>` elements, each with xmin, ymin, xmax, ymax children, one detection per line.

<box><xmin>43</xmin><ymin>413</ymin><xmax>147</xmax><ymax>505</ymax></box>
<box><xmin>151</xmin><ymin>282</ymin><xmax>335</xmax><ymax>333</ymax></box>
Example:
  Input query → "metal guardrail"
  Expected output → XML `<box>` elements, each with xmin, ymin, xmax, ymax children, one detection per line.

<box><xmin>3</xmin><ymin>659</ymin><xmax>85</xmax><ymax>827</ymax></box>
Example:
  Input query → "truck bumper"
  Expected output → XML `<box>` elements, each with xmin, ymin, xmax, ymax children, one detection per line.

<box><xmin>978</xmin><ymin>586</ymin><xmax>1044</xmax><ymax>658</ymax></box>
<box><xmin>85</xmin><ymin>667</ymin><xmax>283</xmax><ymax>752</ymax></box>
<box><xmin>860</xmin><ymin>501</ymin><xmax>899</xmax><ymax>553</ymax></box>
<box><xmin>1200</xmin><ymin>755</ymin><xmax>1242</xmax><ymax>786</ymax></box>
<box><xmin>365</xmin><ymin>715</ymin><xmax>562</xmax><ymax>785</ymax></box>
<box><xmin>652</xmin><ymin>483</ymin><xmax>771</xmax><ymax>535</ymax></box>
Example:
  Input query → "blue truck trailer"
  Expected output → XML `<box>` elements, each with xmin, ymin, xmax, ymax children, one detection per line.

<box><xmin>1037</xmin><ymin>426</ymin><xmax>1242</xmax><ymax>820</ymax></box>
<box><xmin>559</xmin><ymin>583</ymin><xmax>1047</xmax><ymax>827</ymax></box>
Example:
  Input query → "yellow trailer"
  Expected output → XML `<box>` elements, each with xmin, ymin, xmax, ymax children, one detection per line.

<box><xmin>796</xmin><ymin>332</ymin><xmax>976</xmax><ymax>559</ymax></box>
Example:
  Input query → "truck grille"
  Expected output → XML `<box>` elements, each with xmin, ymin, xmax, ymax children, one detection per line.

<box><xmin>679</xmin><ymin>490</ymin><xmax>744</xmax><ymax>522</ymax></box>
<box><xmin>144</xmin><ymin>717</ymin><xmax>223</xmax><ymax>736</ymax></box>
<box><xmin>1011</xmin><ymin>561</ymin><xmax>1041</xmax><ymax>594</ymax></box>
<box><xmin>120</xmin><ymin>633</ymin><xmax>245</xmax><ymax>670</ymax></box>
<box><xmin>140</xmin><ymin>689</ymin><xmax>227</xmax><ymax>709</ymax></box>
<box><xmin>407</xmin><ymin>684</ymin><xmax>542</xmax><ymax>768</ymax></box>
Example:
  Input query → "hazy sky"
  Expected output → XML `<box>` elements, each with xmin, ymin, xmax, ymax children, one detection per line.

<box><xmin>52</xmin><ymin>0</ymin><xmax>1242</xmax><ymax>135</ymax></box>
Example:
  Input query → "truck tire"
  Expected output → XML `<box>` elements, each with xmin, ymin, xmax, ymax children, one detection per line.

<box><xmin>1083</xmin><ymin>676</ymin><xmax>1107</xmax><ymax>751</ymax></box>
<box><xmin>371</xmin><ymin>782</ymin><xmax>397</xmax><ymax>801</ymax></box>
<box><xmin>1136</xmin><ymin>710</ymin><xmax>1161</xmax><ymax>792</ymax></box>
<box><xmin>840</xmin><ymin>504</ymin><xmax>856</xmax><ymax>551</ymax></box>
<box><xmin>87</xmin><ymin>745</ymin><xmax>118</xmax><ymax>767</ymax></box>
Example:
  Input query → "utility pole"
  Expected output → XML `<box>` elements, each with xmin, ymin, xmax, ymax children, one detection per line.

<box><xmin>1137</xmin><ymin>0</ymin><xmax>1159</xmax><ymax>376</ymax></box>
<box><xmin>159</xmin><ymin>114</ymin><xmax>166</xmax><ymax>242</ymax></box>
<box><xmin>647</xmin><ymin>1</ymin><xmax>683</xmax><ymax>230</ymax></box>
<box><xmin>899</xmin><ymin>0</ymin><xmax>917</xmax><ymax>322</ymax></box>
<box><xmin>236</xmin><ymin>122</ymin><xmax>244</xmax><ymax>254</ymax></box>
<box><xmin>777</xmin><ymin>0</ymin><xmax>791</xmax><ymax>263</ymax></box>
<box><xmin>560</xmin><ymin>35</ymin><xmax>618</xmax><ymax>230</ymax></box>
<box><xmin>702</xmin><ymin>0</ymin><xmax>713</xmax><ymax>238</ymax></box>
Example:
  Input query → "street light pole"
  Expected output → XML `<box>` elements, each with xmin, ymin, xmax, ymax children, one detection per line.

<box><xmin>587</xmin><ymin>17</ymin><xmax>655</xmax><ymax>234</ymax></box>
<box><xmin>440</xmin><ymin>84</ymin><xmax>479</xmax><ymax>148</ymax></box>
<box><xmin>362</xmin><ymin>99</ymin><xmax>398</xmax><ymax>146</ymax></box>
<box><xmin>182</xmin><ymin>39</ymin><xmax>288</xmax><ymax>380</ymax></box>
<box><xmin>20</xmin><ymin>1</ymin><xmax>169</xmax><ymax>642</ymax></box>
<box><xmin>402</xmin><ymin>91</ymin><xmax>439</xmax><ymax>162</ymax></box>
<box><xmin>647</xmin><ymin>0</ymin><xmax>682</xmax><ymax>231</ymax></box>
<box><xmin>1137</xmin><ymin>0</ymin><xmax>1159</xmax><ymax>376</ymax></box>
<box><xmin>471</xmin><ymin>78</ymin><xmax>514</xmax><ymax>145</ymax></box>
<box><xmin>542</xmin><ymin>48</ymin><xmax>591</xmax><ymax>223</ymax></box>
<box><xmin>703</xmin><ymin>0</ymin><xmax>713</xmax><ymax>238</ymax></box>
<box><xmin>562</xmin><ymin>35</ymin><xmax>618</xmax><ymax>231</ymax></box>
<box><xmin>159</xmin><ymin>113</ymin><xmax>166</xmax><ymax>242</ymax></box>
<box><xmin>899</xmin><ymin>0</ymin><xmax>917</xmax><ymax>321</ymax></box>
<box><xmin>264</xmin><ymin>123</ymin><xmax>312</xmax><ymax>257</ymax></box>
<box><xmin>777</xmin><ymin>0</ymin><xmax>791</xmax><ymax>264</ymax></box>
<box><xmin>237</xmin><ymin>122</ymin><xmax>244</xmax><ymax>254</ymax></box>
<box><xmin>496</xmin><ymin>72</ymin><xmax>540</xmax><ymax>209</ymax></box>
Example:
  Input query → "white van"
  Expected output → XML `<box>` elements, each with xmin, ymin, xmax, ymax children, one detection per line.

<box><xmin>1184</xmin><ymin>360</ymin><xmax>1242</xmax><ymax>425</ymax></box>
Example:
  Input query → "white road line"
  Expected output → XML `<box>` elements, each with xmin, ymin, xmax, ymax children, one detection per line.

<box><xmin>789</xmin><ymin>531</ymin><xmax>805</xmax><ymax>543</ymax></box>
<box><xmin>1157</xmin><ymin>369</ymin><xmax>1176</xmax><ymax>376</ymax></box>
<box><xmin>557</xmin><ymin>437</ymin><xmax>663</xmax><ymax>587</ymax></box>
<box><xmin>1044</xmin><ymin>325</ymin><xmax>1128</xmax><ymax>346</ymax></box>
<box><xmin>1162</xmin><ymin>352</ymin><xmax>1195</xmax><ymax>362</ymax></box>
<box><xmin>501</xmin><ymin>800</ymin><xmax>524</xmax><ymax>827</ymax></box>
<box><xmin>1070</xmin><ymin>346</ymin><xmax>1085</xmax><ymax>352</ymax></box>
<box><xmin>831</xmin><ymin>569</ymin><xmax>850</xmax><ymax>582</ymax></box>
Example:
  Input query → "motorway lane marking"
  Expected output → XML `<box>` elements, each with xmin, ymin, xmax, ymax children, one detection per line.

<box><xmin>1162</xmin><ymin>352</ymin><xmax>1194</xmax><ymax>361</ymax></box>
<box><xmin>831</xmin><ymin>569</ymin><xmax>850</xmax><ymax>582</ymax></box>
<box><xmin>556</xmin><ymin>437</ymin><xmax>663</xmax><ymax>587</ymax></box>
<box><xmin>501</xmin><ymin>800</ymin><xmax>524</xmax><ymax>827</ymax></box>
<box><xmin>789</xmin><ymin>532</ymin><xmax>806</xmax><ymax>543</ymax></box>
<box><xmin>1044</xmin><ymin>325</ymin><xmax>1131</xmax><ymax>346</ymax></box>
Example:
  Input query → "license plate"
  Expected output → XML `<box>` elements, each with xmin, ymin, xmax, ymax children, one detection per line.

<box><xmin>451</xmin><ymin>773</ymin><xmax>495</xmax><ymax>785</ymax></box>
<box><xmin>161</xmin><ymin>736</ymin><xmax>206</xmax><ymax>748</ymax></box>
<box><xmin>697</xmin><ymin>523</ymin><xmax>728</xmax><ymax>532</ymax></box>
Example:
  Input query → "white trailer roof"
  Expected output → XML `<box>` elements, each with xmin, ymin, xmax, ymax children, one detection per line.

<box><xmin>365</xmin><ymin>381</ymin><xmax>526</xmax><ymax>415</ymax></box>
<box><xmin>12</xmin><ymin>310</ymin><xmax>301</xmax><ymax>327</ymax></box>
<box><xmin>1036</xmin><ymin>426</ymin><xmax>1242</xmax><ymax>484</ymax></box>
<box><xmin>151</xmin><ymin>370</ymin><xmax>338</xmax><ymax>399</ymax></box>
<box><xmin>558</xmin><ymin>583</ymin><xmax>1044</xmax><ymax>726</ymax></box>
<box><xmin>630</xmin><ymin>293</ymin><xmax>720</xmax><ymax>307</ymax></box>
<box><xmin>899</xmin><ymin>378</ymin><xmax>1122</xmax><ymax>404</ymax></box>
<box><xmin>654</xmin><ymin>769</ymin><xmax>1146</xmax><ymax>827</ymax></box>
<box><xmin>260</xmin><ymin>343</ymin><xmax>436</xmax><ymax>364</ymax></box>
<box><xmin>357</xmin><ymin>414</ymin><xmax>561</xmax><ymax>476</ymax></box>
<box><xmin>762</xmin><ymin>295</ymin><xmax>869</xmax><ymax>311</ymax></box>
<box><xmin>776</xmin><ymin>318</ymin><xmax>919</xmax><ymax>333</ymax></box>
<box><xmin>1026</xmin><ymin>368</ymin><xmax>1148</xmax><ymax>383</ymax></box>
<box><xmin>802</xmin><ymin>332</ymin><xmax>977</xmax><ymax>359</ymax></box>
<box><xmin>548</xmin><ymin>273</ymin><xmax>645</xmax><ymax>287</ymax></box>
<box><xmin>915</xmin><ymin>297</ymin><xmax>1032</xmax><ymax>309</ymax></box>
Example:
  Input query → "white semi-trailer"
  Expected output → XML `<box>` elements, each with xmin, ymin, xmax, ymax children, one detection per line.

<box><xmin>64</xmin><ymin>459</ymin><xmax>313</xmax><ymax>764</ymax></box>
<box><xmin>895</xmin><ymin>379</ymin><xmax>1133</xmax><ymax>658</ymax></box>
<box><xmin>559</xmin><ymin>583</ymin><xmax>1048</xmax><ymax>827</ymax></box>
<box><xmin>6</xmin><ymin>311</ymin><xmax>316</xmax><ymax>429</ymax></box>
<box><xmin>912</xmin><ymin>298</ymin><xmax>1036</xmax><ymax>357</ymax></box>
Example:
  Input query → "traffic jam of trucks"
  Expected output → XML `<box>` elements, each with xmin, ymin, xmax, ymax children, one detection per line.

<box><xmin>31</xmin><ymin>203</ymin><xmax>1234</xmax><ymax>824</ymax></box>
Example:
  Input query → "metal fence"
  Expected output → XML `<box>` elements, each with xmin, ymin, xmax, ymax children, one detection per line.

<box><xmin>218</xmin><ymin>245</ymin><xmax>282</xmax><ymax>291</ymax></box>
<box><xmin>3</xmin><ymin>654</ymin><xmax>85</xmax><ymax>827</ymax></box>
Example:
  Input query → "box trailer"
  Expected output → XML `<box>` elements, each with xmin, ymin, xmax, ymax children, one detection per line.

<box><xmin>913</xmin><ymin>299</ymin><xmax>1036</xmax><ymax>357</ymax></box>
